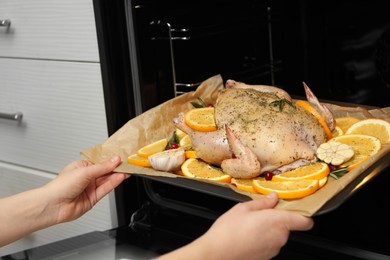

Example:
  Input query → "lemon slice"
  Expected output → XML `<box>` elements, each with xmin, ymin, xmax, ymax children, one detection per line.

<box><xmin>331</xmin><ymin>134</ymin><xmax>381</xmax><ymax>157</ymax></box>
<box><xmin>253</xmin><ymin>179</ymin><xmax>319</xmax><ymax>199</ymax></box>
<box><xmin>181</xmin><ymin>158</ymin><xmax>231</xmax><ymax>183</ymax></box>
<box><xmin>175</xmin><ymin>128</ymin><xmax>188</xmax><ymax>140</ymax></box>
<box><xmin>335</xmin><ymin>116</ymin><xmax>361</xmax><ymax>133</ymax></box>
<box><xmin>179</xmin><ymin>134</ymin><xmax>193</xmax><ymax>150</ymax></box>
<box><xmin>128</xmin><ymin>154</ymin><xmax>151</xmax><ymax>167</ymax></box>
<box><xmin>137</xmin><ymin>138</ymin><xmax>168</xmax><ymax>158</ymax></box>
<box><xmin>184</xmin><ymin>107</ymin><xmax>217</xmax><ymax>132</ymax></box>
<box><xmin>231</xmin><ymin>177</ymin><xmax>264</xmax><ymax>193</ymax></box>
<box><xmin>271</xmin><ymin>162</ymin><xmax>330</xmax><ymax>182</ymax></box>
<box><xmin>331</xmin><ymin>126</ymin><xmax>344</xmax><ymax>137</ymax></box>
<box><xmin>345</xmin><ymin>118</ymin><xmax>390</xmax><ymax>144</ymax></box>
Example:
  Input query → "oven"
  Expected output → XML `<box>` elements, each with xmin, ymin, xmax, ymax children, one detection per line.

<box><xmin>3</xmin><ymin>0</ymin><xmax>390</xmax><ymax>259</ymax></box>
<box><xmin>96</xmin><ymin>1</ymin><xmax>390</xmax><ymax>259</ymax></box>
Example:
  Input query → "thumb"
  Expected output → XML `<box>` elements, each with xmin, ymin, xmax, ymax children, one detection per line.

<box><xmin>242</xmin><ymin>192</ymin><xmax>279</xmax><ymax>211</ymax></box>
<box><xmin>88</xmin><ymin>155</ymin><xmax>122</xmax><ymax>177</ymax></box>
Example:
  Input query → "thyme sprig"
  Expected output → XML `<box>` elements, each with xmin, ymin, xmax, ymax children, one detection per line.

<box><xmin>269</xmin><ymin>96</ymin><xmax>296</xmax><ymax>112</ymax></box>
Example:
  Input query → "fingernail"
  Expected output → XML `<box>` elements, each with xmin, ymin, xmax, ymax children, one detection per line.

<box><xmin>111</xmin><ymin>155</ymin><xmax>121</xmax><ymax>163</ymax></box>
<box><xmin>266</xmin><ymin>191</ymin><xmax>278</xmax><ymax>199</ymax></box>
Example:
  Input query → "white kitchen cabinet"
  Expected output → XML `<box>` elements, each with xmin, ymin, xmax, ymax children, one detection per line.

<box><xmin>0</xmin><ymin>58</ymin><xmax>107</xmax><ymax>173</ymax></box>
<box><xmin>0</xmin><ymin>0</ymin><xmax>99</xmax><ymax>62</ymax></box>
<box><xmin>0</xmin><ymin>0</ymin><xmax>117</xmax><ymax>256</ymax></box>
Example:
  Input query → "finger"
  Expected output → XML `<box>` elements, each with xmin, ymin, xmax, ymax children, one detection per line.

<box><xmin>60</xmin><ymin>159</ymin><xmax>92</xmax><ymax>173</ymax></box>
<box><xmin>95</xmin><ymin>173</ymin><xmax>130</xmax><ymax>200</ymax></box>
<box><xmin>86</xmin><ymin>155</ymin><xmax>122</xmax><ymax>178</ymax></box>
<box><xmin>286</xmin><ymin>213</ymin><xmax>314</xmax><ymax>231</ymax></box>
<box><xmin>241</xmin><ymin>192</ymin><xmax>279</xmax><ymax>211</ymax></box>
<box><xmin>95</xmin><ymin>171</ymin><xmax>129</xmax><ymax>187</ymax></box>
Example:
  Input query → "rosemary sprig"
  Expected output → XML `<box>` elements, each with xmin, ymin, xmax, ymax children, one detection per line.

<box><xmin>165</xmin><ymin>130</ymin><xmax>180</xmax><ymax>150</ymax></box>
<box><xmin>269</xmin><ymin>96</ymin><xmax>296</xmax><ymax>112</ymax></box>
<box><xmin>329</xmin><ymin>166</ymin><xmax>349</xmax><ymax>179</ymax></box>
<box><xmin>190</xmin><ymin>97</ymin><xmax>206</xmax><ymax>108</ymax></box>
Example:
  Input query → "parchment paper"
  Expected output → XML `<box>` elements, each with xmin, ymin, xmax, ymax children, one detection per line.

<box><xmin>81</xmin><ymin>74</ymin><xmax>390</xmax><ymax>216</ymax></box>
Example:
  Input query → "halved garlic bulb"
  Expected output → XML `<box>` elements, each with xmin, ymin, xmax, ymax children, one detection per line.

<box><xmin>316</xmin><ymin>141</ymin><xmax>354</xmax><ymax>166</ymax></box>
<box><xmin>148</xmin><ymin>147</ymin><xmax>186</xmax><ymax>172</ymax></box>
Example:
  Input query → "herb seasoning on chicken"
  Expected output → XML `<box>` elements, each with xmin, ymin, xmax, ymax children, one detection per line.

<box><xmin>174</xmin><ymin>80</ymin><xmax>335</xmax><ymax>179</ymax></box>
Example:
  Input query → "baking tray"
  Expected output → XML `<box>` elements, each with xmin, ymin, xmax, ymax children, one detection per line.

<box><xmin>80</xmin><ymin>75</ymin><xmax>390</xmax><ymax>217</ymax></box>
<box><xmin>313</xmin><ymin>148</ymin><xmax>390</xmax><ymax>215</ymax></box>
<box><xmin>135</xmin><ymin>147</ymin><xmax>390</xmax><ymax>216</ymax></box>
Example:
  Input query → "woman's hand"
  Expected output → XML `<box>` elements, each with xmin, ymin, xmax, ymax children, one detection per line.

<box><xmin>44</xmin><ymin>155</ymin><xmax>129</xmax><ymax>224</ymax></box>
<box><xmin>0</xmin><ymin>155</ymin><xmax>128</xmax><ymax>246</ymax></box>
<box><xmin>158</xmin><ymin>192</ymin><xmax>313</xmax><ymax>260</ymax></box>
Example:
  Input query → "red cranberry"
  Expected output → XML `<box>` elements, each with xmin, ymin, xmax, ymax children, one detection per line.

<box><xmin>264</xmin><ymin>171</ymin><xmax>274</xmax><ymax>181</ymax></box>
<box><xmin>168</xmin><ymin>143</ymin><xmax>179</xmax><ymax>150</ymax></box>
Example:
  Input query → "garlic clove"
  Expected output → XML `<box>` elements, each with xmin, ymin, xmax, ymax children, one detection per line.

<box><xmin>148</xmin><ymin>147</ymin><xmax>186</xmax><ymax>172</ymax></box>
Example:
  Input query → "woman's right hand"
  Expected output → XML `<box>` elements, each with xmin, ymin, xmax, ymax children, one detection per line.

<box><xmin>158</xmin><ymin>192</ymin><xmax>313</xmax><ymax>260</ymax></box>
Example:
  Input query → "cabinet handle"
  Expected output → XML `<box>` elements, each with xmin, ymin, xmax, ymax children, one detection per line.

<box><xmin>0</xmin><ymin>19</ymin><xmax>11</xmax><ymax>27</ymax></box>
<box><xmin>0</xmin><ymin>112</ymin><xmax>23</xmax><ymax>121</ymax></box>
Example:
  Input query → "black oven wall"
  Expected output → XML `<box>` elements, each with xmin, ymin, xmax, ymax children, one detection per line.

<box><xmin>94</xmin><ymin>0</ymin><xmax>390</xmax><ymax>132</ymax></box>
<box><xmin>289</xmin><ymin>0</ymin><xmax>390</xmax><ymax>107</ymax></box>
<box><xmin>126</xmin><ymin>0</ymin><xmax>390</xmax><ymax>110</ymax></box>
<box><xmin>131</xmin><ymin>0</ymin><xmax>281</xmax><ymax>110</ymax></box>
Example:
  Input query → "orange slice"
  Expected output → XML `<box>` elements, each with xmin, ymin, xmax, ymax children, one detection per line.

<box><xmin>185</xmin><ymin>150</ymin><xmax>199</xmax><ymax>159</ymax></box>
<box><xmin>319</xmin><ymin>176</ymin><xmax>328</xmax><ymax>188</ymax></box>
<box><xmin>231</xmin><ymin>177</ymin><xmax>264</xmax><ymax>193</ymax></box>
<box><xmin>175</xmin><ymin>170</ymin><xmax>184</xmax><ymax>176</ymax></box>
<box><xmin>331</xmin><ymin>134</ymin><xmax>381</xmax><ymax>157</ymax></box>
<box><xmin>184</xmin><ymin>107</ymin><xmax>217</xmax><ymax>132</ymax></box>
<box><xmin>181</xmin><ymin>158</ymin><xmax>231</xmax><ymax>183</ymax></box>
<box><xmin>271</xmin><ymin>162</ymin><xmax>330</xmax><ymax>182</ymax></box>
<box><xmin>295</xmin><ymin>100</ymin><xmax>332</xmax><ymax>140</ymax></box>
<box><xmin>137</xmin><ymin>138</ymin><xmax>168</xmax><ymax>158</ymax></box>
<box><xmin>340</xmin><ymin>154</ymin><xmax>370</xmax><ymax>171</ymax></box>
<box><xmin>345</xmin><ymin>118</ymin><xmax>390</xmax><ymax>144</ymax></box>
<box><xmin>179</xmin><ymin>135</ymin><xmax>199</xmax><ymax>158</ymax></box>
<box><xmin>335</xmin><ymin>116</ymin><xmax>361</xmax><ymax>133</ymax></box>
<box><xmin>127</xmin><ymin>154</ymin><xmax>151</xmax><ymax>167</ymax></box>
<box><xmin>253</xmin><ymin>179</ymin><xmax>319</xmax><ymax>199</ymax></box>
